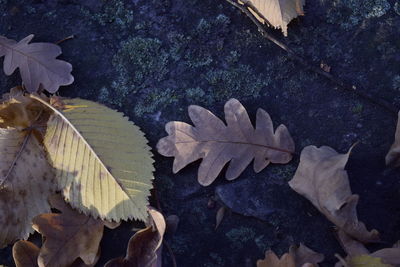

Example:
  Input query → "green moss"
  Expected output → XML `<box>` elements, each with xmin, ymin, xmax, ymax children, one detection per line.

<box><xmin>93</xmin><ymin>0</ymin><xmax>133</xmax><ymax>28</ymax></box>
<box><xmin>107</xmin><ymin>37</ymin><xmax>169</xmax><ymax>106</ymax></box>
<box><xmin>204</xmin><ymin>64</ymin><xmax>267</xmax><ymax>101</ymax></box>
<box><xmin>351</xmin><ymin>102</ymin><xmax>364</xmax><ymax>114</ymax></box>
<box><xmin>133</xmin><ymin>88</ymin><xmax>181</xmax><ymax>117</ymax></box>
<box><xmin>327</xmin><ymin>0</ymin><xmax>391</xmax><ymax>29</ymax></box>
<box><xmin>225</xmin><ymin>227</ymin><xmax>256</xmax><ymax>249</ymax></box>
<box><xmin>392</xmin><ymin>75</ymin><xmax>400</xmax><ymax>90</ymax></box>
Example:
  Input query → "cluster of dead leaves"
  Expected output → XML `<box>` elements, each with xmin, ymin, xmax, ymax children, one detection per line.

<box><xmin>0</xmin><ymin>35</ymin><xmax>170</xmax><ymax>266</ymax></box>
<box><xmin>157</xmin><ymin>98</ymin><xmax>400</xmax><ymax>266</ymax></box>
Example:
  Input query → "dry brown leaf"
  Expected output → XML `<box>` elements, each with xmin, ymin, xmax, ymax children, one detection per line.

<box><xmin>257</xmin><ymin>244</ymin><xmax>324</xmax><ymax>267</ymax></box>
<box><xmin>335</xmin><ymin>231</ymin><xmax>400</xmax><ymax>267</ymax></box>
<box><xmin>157</xmin><ymin>98</ymin><xmax>294</xmax><ymax>186</ymax></box>
<box><xmin>239</xmin><ymin>0</ymin><xmax>305</xmax><ymax>36</ymax></box>
<box><xmin>215</xmin><ymin>206</ymin><xmax>226</xmax><ymax>230</ymax></box>
<box><xmin>32</xmin><ymin>195</ymin><xmax>118</xmax><ymax>267</ymax></box>
<box><xmin>0</xmin><ymin>34</ymin><xmax>73</xmax><ymax>93</ymax></box>
<box><xmin>288</xmin><ymin>145</ymin><xmax>379</xmax><ymax>243</ymax></box>
<box><xmin>0</xmin><ymin>126</ymin><xmax>56</xmax><ymax>248</ymax></box>
<box><xmin>104</xmin><ymin>208</ymin><xmax>166</xmax><ymax>267</ymax></box>
<box><xmin>386</xmin><ymin>111</ymin><xmax>400</xmax><ymax>167</ymax></box>
<box><xmin>12</xmin><ymin>240</ymin><xmax>39</xmax><ymax>267</ymax></box>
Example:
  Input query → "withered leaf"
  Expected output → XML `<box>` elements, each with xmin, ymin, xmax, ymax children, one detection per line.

<box><xmin>257</xmin><ymin>244</ymin><xmax>324</xmax><ymax>267</ymax></box>
<box><xmin>385</xmin><ymin>111</ymin><xmax>400</xmax><ymax>167</ymax></box>
<box><xmin>32</xmin><ymin>195</ymin><xmax>118</xmax><ymax>267</ymax></box>
<box><xmin>12</xmin><ymin>240</ymin><xmax>39</xmax><ymax>267</ymax></box>
<box><xmin>239</xmin><ymin>0</ymin><xmax>305</xmax><ymax>36</ymax></box>
<box><xmin>157</xmin><ymin>98</ymin><xmax>294</xmax><ymax>186</ymax></box>
<box><xmin>104</xmin><ymin>208</ymin><xmax>166</xmax><ymax>267</ymax></box>
<box><xmin>30</xmin><ymin>96</ymin><xmax>154</xmax><ymax>222</ymax></box>
<box><xmin>288</xmin><ymin>145</ymin><xmax>379</xmax><ymax>243</ymax></box>
<box><xmin>0</xmin><ymin>34</ymin><xmax>73</xmax><ymax>93</ymax></box>
<box><xmin>335</xmin><ymin>231</ymin><xmax>400</xmax><ymax>267</ymax></box>
<box><xmin>0</xmin><ymin>126</ymin><xmax>56</xmax><ymax>248</ymax></box>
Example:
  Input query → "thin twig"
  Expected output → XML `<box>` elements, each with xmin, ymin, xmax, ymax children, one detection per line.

<box><xmin>55</xmin><ymin>35</ymin><xmax>75</xmax><ymax>45</ymax></box>
<box><xmin>225</xmin><ymin>0</ymin><xmax>398</xmax><ymax>115</ymax></box>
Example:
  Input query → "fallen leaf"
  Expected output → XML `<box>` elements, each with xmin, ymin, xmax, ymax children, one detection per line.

<box><xmin>32</xmin><ymin>195</ymin><xmax>118</xmax><ymax>267</ymax></box>
<box><xmin>157</xmin><ymin>98</ymin><xmax>294</xmax><ymax>186</ymax></box>
<box><xmin>0</xmin><ymin>126</ymin><xmax>56</xmax><ymax>248</ymax></box>
<box><xmin>335</xmin><ymin>231</ymin><xmax>400</xmax><ymax>267</ymax></box>
<box><xmin>0</xmin><ymin>34</ymin><xmax>73</xmax><ymax>93</ymax></box>
<box><xmin>31</xmin><ymin>96</ymin><xmax>155</xmax><ymax>222</ymax></box>
<box><xmin>257</xmin><ymin>244</ymin><xmax>324</xmax><ymax>267</ymax></box>
<box><xmin>288</xmin><ymin>145</ymin><xmax>379</xmax><ymax>243</ymax></box>
<box><xmin>215</xmin><ymin>206</ymin><xmax>226</xmax><ymax>230</ymax></box>
<box><xmin>12</xmin><ymin>240</ymin><xmax>39</xmax><ymax>267</ymax></box>
<box><xmin>385</xmin><ymin>111</ymin><xmax>400</xmax><ymax>167</ymax></box>
<box><xmin>239</xmin><ymin>0</ymin><xmax>305</xmax><ymax>36</ymax></box>
<box><xmin>104</xmin><ymin>208</ymin><xmax>166</xmax><ymax>267</ymax></box>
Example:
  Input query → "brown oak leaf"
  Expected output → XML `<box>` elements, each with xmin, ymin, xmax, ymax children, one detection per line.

<box><xmin>288</xmin><ymin>145</ymin><xmax>379</xmax><ymax>243</ymax></box>
<box><xmin>12</xmin><ymin>240</ymin><xmax>40</xmax><ymax>267</ymax></box>
<box><xmin>257</xmin><ymin>244</ymin><xmax>324</xmax><ymax>267</ymax></box>
<box><xmin>335</xmin><ymin>230</ymin><xmax>400</xmax><ymax>267</ymax></box>
<box><xmin>104</xmin><ymin>208</ymin><xmax>166</xmax><ymax>267</ymax></box>
<box><xmin>32</xmin><ymin>195</ymin><xmax>119</xmax><ymax>267</ymax></box>
<box><xmin>239</xmin><ymin>0</ymin><xmax>305</xmax><ymax>36</ymax></box>
<box><xmin>0</xmin><ymin>34</ymin><xmax>74</xmax><ymax>93</ymax></box>
<box><xmin>157</xmin><ymin>98</ymin><xmax>294</xmax><ymax>186</ymax></box>
<box><xmin>386</xmin><ymin>111</ymin><xmax>400</xmax><ymax>167</ymax></box>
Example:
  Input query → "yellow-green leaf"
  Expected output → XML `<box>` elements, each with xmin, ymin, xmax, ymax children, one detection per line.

<box><xmin>349</xmin><ymin>255</ymin><xmax>392</xmax><ymax>267</ymax></box>
<box><xmin>32</xmin><ymin>96</ymin><xmax>154</xmax><ymax>222</ymax></box>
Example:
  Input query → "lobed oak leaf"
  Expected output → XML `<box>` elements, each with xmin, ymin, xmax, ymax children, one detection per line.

<box><xmin>239</xmin><ymin>0</ymin><xmax>305</xmax><ymax>36</ymax></box>
<box><xmin>30</xmin><ymin>96</ymin><xmax>154</xmax><ymax>222</ymax></box>
<box><xmin>12</xmin><ymin>240</ymin><xmax>39</xmax><ymax>267</ymax></box>
<box><xmin>335</xmin><ymin>231</ymin><xmax>400</xmax><ymax>267</ymax></box>
<box><xmin>288</xmin><ymin>145</ymin><xmax>379</xmax><ymax>243</ymax></box>
<box><xmin>0</xmin><ymin>34</ymin><xmax>73</xmax><ymax>93</ymax></box>
<box><xmin>104</xmin><ymin>208</ymin><xmax>166</xmax><ymax>267</ymax></box>
<box><xmin>32</xmin><ymin>195</ymin><xmax>118</xmax><ymax>267</ymax></box>
<box><xmin>0</xmin><ymin>127</ymin><xmax>56</xmax><ymax>248</ymax></box>
<box><xmin>385</xmin><ymin>111</ymin><xmax>400</xmax><ymax>167</ymax></box>
<box><xmin>157</xmin><ymin>98</ymin><xmax>295</xmax><ymax>186</ymax></box>
<box><xmin>257</xmin><ymin>244</ymin><xmax>324</xmax><ymax>267</ymax></box>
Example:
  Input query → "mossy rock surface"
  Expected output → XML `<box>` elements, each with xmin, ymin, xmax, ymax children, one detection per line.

<box><xmin>1</xmin><ymin>0</ymin><xmax>400</xmax><ymax>266</ymax></box>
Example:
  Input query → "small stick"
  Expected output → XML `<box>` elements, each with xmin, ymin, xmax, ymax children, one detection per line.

<box><xmin>55</xmin><ymin>35</ymin><xmax>75</xmax><ymax>45</ymax></box>
<box><xmin>225</xmin><ymin>0</ymin><xmax>398</xmax><ymax>115</ymax></box>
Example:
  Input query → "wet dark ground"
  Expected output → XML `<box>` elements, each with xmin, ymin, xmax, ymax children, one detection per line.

<box><xmin>0</xmin><ymin>0</ymin><xmax>400</xmax><ymax>266</ymax></box>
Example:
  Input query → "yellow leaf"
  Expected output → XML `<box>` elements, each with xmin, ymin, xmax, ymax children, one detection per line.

<box><xmin>31</xmin><ymin>96</ymin><xmax>154</xmax><ymax>222</ymax></box>
<box><xmin>349</xmin><ymin>255</ymin><xmax>392</xmax><ymax>267</ymax></box>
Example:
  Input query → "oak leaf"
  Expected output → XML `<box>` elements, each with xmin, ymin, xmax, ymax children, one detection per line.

<box><xmin>0</xmin><ymin>35</ymin><xmax>73</xmax><ymax>93</ymax></box>
<box><xmin>31</xmin><ymin>96</ymin><xmax>155</xmax><ymax>222</ymax></box>
<box><xmin>0</xmin><ymin>126</ymin><xmax>56</xmax><ymax>248</ymax></box>
<box><xmin>12</xmin><ymin>240</ymin><xmax>39</xmax><ymax>267</ymax></box>
<box><xmin>335</xmin><ymin>231</ymin><xmax>400</xmax><ymax>267</ymax></box>
<box><xmin>104</xmin><ymin>208</ymin><xmax>166</xmax><ymax>267</ymax></box>
<box><xmin>157</xmin><ymin>98</ymin><xmax>294</xmax><ymax>186</ymax></box>
<box><xmin>257</xmin><ymin>244</ymin><xmax>324</xmax><ymax>267</ymax></box>
<box><xmin>239</xmin><ymin>0</ymin><xmax>305</xmax><ymax>36</ymax></box>
<box><xmin>32</xmin><ymin>195</ymin><xmax>118</xmax><ymax>267</ymax></box>
<box><xmin>385</xmin><ymin>111</ymin><xmax>400</xmax><ymax>167</ymax></box>
<box><xmin>288</xmin><ymin>145</ymin><xmax>379</xmax><ymax>243</ymax></box>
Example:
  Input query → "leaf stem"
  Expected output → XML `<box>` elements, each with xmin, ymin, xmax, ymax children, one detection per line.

<box><xmin>224</xmin><ymin>0</ymin><xmax>398</xmax><ymax>116</ymax></box>
<box><xmin>55</xmin><ymin>35</ymin><xmax>75</xmax><ymax>45</ymax></box>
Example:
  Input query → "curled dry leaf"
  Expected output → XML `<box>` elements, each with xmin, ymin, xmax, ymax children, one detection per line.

<box><xmin>239</xmin><ymin>0</ymin><xmax>305</xmax><ymax>36</ymax></box>
<box><xmin>0</xmin><ymin>117</ymin><xmax>56</xmax><ymax>247</ymax></box>
<box><xmin>386</xmin><ymin>111</ymin><xmax>400</xmax><ymax>167</ymax></box>
<box><xmin>335</xmin><ymin>231</ymin><xmax>400</xmax><ymax>267</ymax></box>
<box><xmin>257</xmin><ymin>244</ymin><xmax>324</xmax><ymax>267</ymax></box>
<box><xmin>31</xmin><ymin>96</ymin><xmax>154</xmax><ymax>222</ymax></box>
<box><xmin>288</xmin><ymin>145</ymin><xmax>379</xmax><ymax>243</ymax></box>
<box><xmin>12</xmin><ymin>240</ymin><xmax>39</xmax><ymax>267</ymax></box>
<box><xmin>157</xmin><ymin>98</ymin><xmax>294</xmax><ymax>186</ymax></box>
<box><xmin>0</xmin><ymin>35</ymin><xmax>73</xmax><ymax>93</ymax></box>
<box><xmin>32</xmin><ymin>195</ymin><xmax>118</xmax><ymax>267</ymax></box>
<box><xmin>105</xmin><ymin>208</ymin><xmax>166</xmax><ymax>267</ymax></box>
